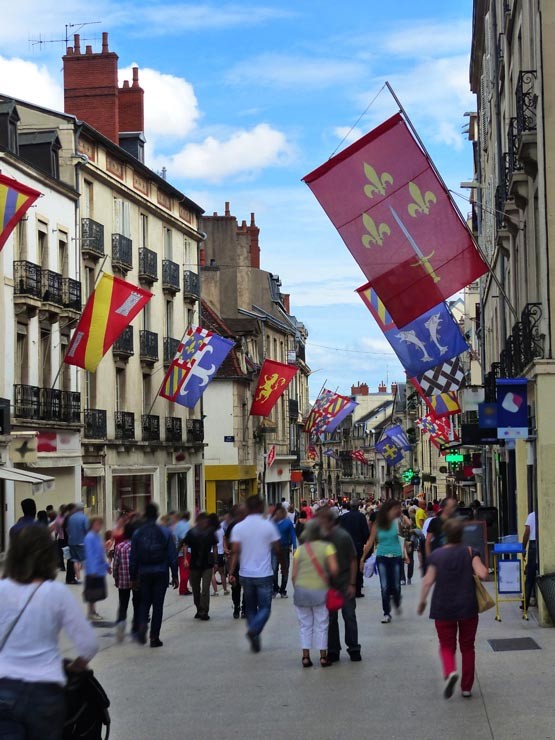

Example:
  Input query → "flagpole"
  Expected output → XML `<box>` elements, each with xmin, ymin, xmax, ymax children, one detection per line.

<box><xmin>384</xmin><ymin>81</ymin><xmax>518</xmax><ymax>321</ymax></box>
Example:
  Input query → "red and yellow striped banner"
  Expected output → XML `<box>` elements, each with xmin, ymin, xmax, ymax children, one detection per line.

<box><xmin>0</xmin><ymin>173</ymin><xmax>41</xmax><ymax>251</ymax></box>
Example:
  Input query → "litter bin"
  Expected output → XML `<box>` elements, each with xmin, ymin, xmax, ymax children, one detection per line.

<box><xmin>537</xmin><ymin>573</ymin><xmax>555</xmax><ymax>624</ymax></box>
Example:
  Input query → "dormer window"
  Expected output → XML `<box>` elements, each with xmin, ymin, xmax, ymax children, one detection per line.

<box><xmin>0</xmin><ymin>100</ymin><xmax>20</xmax><ymax>154</ymax></box>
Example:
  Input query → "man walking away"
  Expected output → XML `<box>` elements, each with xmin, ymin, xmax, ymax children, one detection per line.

<box><xmin>523</xmin><ymin>510</ymin><xmax>537</xmax><ymax>609</ymax></box>
<box><xmin>320</xmin><ymin>509</ymin><xmax>361</xmax><ymax>663</ymax></box>
<box><xmin>9</xmin><ymin>498</ymin><xmax>37</xmax><ymax>540</ymax></box>
<box><xmin>425</xmin><ymin>498</ymin><xmax>458</xmax><ymax>558</ymax></box>
<box><xmin>339</xmin><ymin>500</ymin><xmax>370</xmax><ymax>597</ymax></box>
<box><xmin>272</xmin><ymin>505</ymin><xmax>297</xmax><ymax>598</ymax></box>
<box><xmin>229</xmin><ymin>496</ymin><xmax>280</xmax><ymax>653</ymax></box>
<box><xmin>130</xmin><ymin>503</ymin><xmax>178</xmax><ymax>647</ymax></box>
<box><xmin>184</xmin><ymin>513</ymin><xmax>218</xmax><ymax>621</ymax></box>
<box><xmin>66</xmin><ymin>502</ymin><xmax>89</xmax><ymax>584</ymax></box>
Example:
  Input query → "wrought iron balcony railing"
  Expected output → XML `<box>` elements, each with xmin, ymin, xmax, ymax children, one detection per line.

<box><xmin>113</xmin><ymin>325</ymin><xmax>134</xmax><ymax>358</ymax></box>
<box><xmin>516</xmin><ymin>70</ymin><xmax>538</xmax><ymax>136</ymax></box>
<box><xmin>112</xmin><ymin>233</ymin><xmax>133</xmax><ymax>272</ymax></box>
<box><xmin>140</xmin><ymin>330</ymin><xmax>159</xmax><ymax>362</ymax></box>
<box><xmin>494</xmin><ymin>184</ymin><xmax>506</xmax><ymax>230</ymax></box>
<box><xmin>81</xmin><ymin>218</ymin><xmax>104</xmax><ymax>258</ymax></box>
<box><xmin>499</xmin><ymin>302</ymin><xmax>544</xmax><ymax>378</ymax></box>
<box><xmin>13</xmin><ymin>260</ymin><xmax>42</xmax><ymax>299</ymax></box>
<box><xmin>41</xmin><ymin>269</ymin><xmax>63</xmax><ymax>305</ymax></box>
<box><xmin>138</xmin><ymin>247</ymin><xmax>158</xmax><ymax>283</ymax></box>
<box><xmin>115</xmin><ymin>411</ymin><xmax>135</xmax><ymax>441</ymax></box>
<box><xmin>183</xmin><ymin>270</ymin><xmax>199</xmax><ymax>299</ymax></box>
<box><xmin>162</xmin><ymin>259</ymin><xmax>180</xmax><ymax>293</ymax></box>
<box><xmin>186</xmin><ymin>418</ymin><xmax>204</xmax><ymax>443</ymax></box>
<box><xmin>13</xmin><ymin>385</ymin><xmax>81</xmax><ymax>423</ymax></box>
<box><xmin>165</xmin><ymin>416</ymin><xmax>182</xmax><ymax>443</ymax></box>
<box><xmin>84</xmin><ymin>409</ymin><xmax>107</xmax><ymax>439</ymax></box>
<box><xmin>62</xmin><ymin>277</ymin><xmax>81</xmax><ymax>311</ymax></box>
<box><xmin>163</xmin><ymin>336</ymin><xmax>181</xmax><ymax>366</ymax></box>
<box><xmin>142</xmin><ymin>414</ymin><xmax>160</xmax><ymax>442</ymax></box>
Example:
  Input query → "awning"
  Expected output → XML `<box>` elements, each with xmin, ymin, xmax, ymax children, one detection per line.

<box><xmin>0</xmin><ymin>466</ymin><xmax>55</xmax><ymax>493</ymax></box>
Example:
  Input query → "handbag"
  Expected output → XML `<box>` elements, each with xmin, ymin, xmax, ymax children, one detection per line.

<box><xmin>304</xmin><ymin>542</ymin><xmax>345</xmax><ymax>612</ymax></box>
<box><xmin>468</xmin><ymin>548</ymin><xmax>495</xmax><ymax>613</ymax></box>
<box><xmin>363</xmin><ymin>554</ymin><xmax>377</xmax><ymax>579</ymax></box>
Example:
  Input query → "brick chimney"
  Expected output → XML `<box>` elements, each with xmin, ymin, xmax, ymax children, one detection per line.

<box><xmin>247</xmin><ymin>212</ymin><xmax>260</xmax><ymax>269</ymax></box>
<box><xmin>119</xmin><ymin>67</ymin><xmax>144</xmax><ymax>133</ymax></box>
<box><xmin>378</xmin><ymin>381</ymin><xmax>387</xmax><ymax>393</ymax></box>
<box><xmin>63</xmin><ymin>33</ymin><xmax>120</xmax><ymax>143</ymax></box>
<box><xmin>282</xmin><ymin>293</ymin><xmax>291</xmax><ymax>314</ymax></box>
<box><xmin>351</xmin><ymin>382</ymin><xmax>369</xmax><ymax>396</ymax></box>
<box><xmin>391</xmin><ymin>382</ymin><xmax>398</xmax><ymax>395</ymax></box>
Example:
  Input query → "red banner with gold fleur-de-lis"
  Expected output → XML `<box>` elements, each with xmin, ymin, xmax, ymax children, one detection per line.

<box><xmin>250</xmin><ymin>359</ymin><xmax>298</xmax><ymax>417</ymax></box>
<box><xmin>303</xmin><ymin>113</ymin><xmax>488</xmax><ymax>327</ymax></box>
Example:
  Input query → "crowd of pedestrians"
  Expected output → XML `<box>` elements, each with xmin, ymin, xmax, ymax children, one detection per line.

<box><xmin>1</xmin><ymin>489</ymin><xmax>512</xmax><ymax>737</ymax></box>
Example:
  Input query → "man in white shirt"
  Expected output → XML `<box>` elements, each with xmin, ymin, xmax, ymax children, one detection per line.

<box><xmin>523</xmin><ymin>511</ymin><xmax>537</xmax><ymax>608</ymax></box>
<box><xmin>229</xmin><ymin>495</ymin><xmax>280</xmax><ymax>653</ymax></box>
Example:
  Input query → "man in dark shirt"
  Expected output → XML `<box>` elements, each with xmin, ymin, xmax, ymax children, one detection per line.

<box><xmin>319</xmin><ymin>509</ymin><xmax>361</xmax><ymax>663</ymax></box>
<box><xmin>339</xmin><ymin>500</ymin><xmax>370</xmax><ymax>597</ymax></box>
<box><xmin>425</xmin><ymin>497</ymin><xmax>458</xmax><ymax>557</ymax></box>
<box><xmin>184</xmin><ymin>513</ymin><xmax>218</xmax><ymax>621</ymax></box>
<box><xmin>9</xmin><ymin>498</ymin><xmax>37</xmax><ymax>540</ymax></box>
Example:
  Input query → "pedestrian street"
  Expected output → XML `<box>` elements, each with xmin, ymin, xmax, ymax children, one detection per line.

<box><xmin>69</xmin><ymin>572</ymin><xmax>555</xmax><ymax>740</ymax></box>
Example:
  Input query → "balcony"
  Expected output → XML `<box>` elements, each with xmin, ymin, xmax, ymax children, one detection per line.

<box><xmin>165</xmin><ymin>416</ymin><xmax>182</xmax><ymax>443</ymax></box>
<box><xmin>84</xmin><ymin>409</ymin><xmax>107</xmax><ymax>439</ymax></box>
<box><xmin>112</xmin><ymin>325</ymin><xmax>134</xmax><ymax>361</ymax></box>
<box><xmin>186</xmin><ymin>418</ymin><xmax>204</xmax><ymax>444</ymax></box>
<box><xmin>142</xmin><ymin>414</ymin><xmax>160</xmax><ymax>442</ymax></box>
<box><xmin>162</xmin><ymin>259</ymin><xmax>180</xmax><ymax>294</ymax></box>
<box><xmin>62</xmin><ymin>277</ymin><xmax>82</xmax><ymax>314</ymax></box>
<box><xmin>13</xmin><ymin>385</ymin><xmax>81</xmax><ymax>424</ymax></box>
<box><xmin>115</xmin><ymin>411</ymin><xmax>135</xmax><ymax>441</ymax></box>
<box><xmin>140</xmin><ymin>330</ymin><xmax>159</xmax><ymax>364</ymax></box>
<box><xmin>498</xmin><ymin>303</ymin><xmax>545</xmax><ymax>378</ymax></box>
<box><xmin>112</xmin><ymin>233</ymin><xmax>133</xmax><ymax>273</ymax></box>
<box><xmin>515</xmin><ymin>70</ymin><xmax>538</xmax><ymax>170</ymax></box>
<box><xmin>138</xmin><ymin>247</ymin><xmax>158</xmax><ymax>283</ymax></box>
<box><xmin>81</xmin><ymin>218</ymin><xmax>104</xmax><ymax>260</ymax></box>
<box><xmin>183</xmin><ymin>270</ymin><xmax>199</xmax><ymax>300</ymax></box>
<box><xmin>164</xmin><ymin>336</ymin><xmax>181</xmax><ymax>366</ymax></box>
<box><xmin>13</xmin><ymin>261</ymin><xmax>42</xmax><ymax>310</ymax></box>
<box><xmin>39</xmin><ymin>267</ymin><xmax>63</xmax><ymax>313</ymax></box>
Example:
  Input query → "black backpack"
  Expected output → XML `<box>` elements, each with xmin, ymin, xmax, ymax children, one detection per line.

<box><xmin>64</xmin><ymin>669</ymin><xmax>111</xmax><ymax>739</ymax></box>
<box><xmin>137</xmin><ymin>522</ymin><xmax>168</xmax><ymax>565</ymax></box>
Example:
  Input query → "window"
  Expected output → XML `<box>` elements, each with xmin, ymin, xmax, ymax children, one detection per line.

<box><xmin>113</xmin><ymin>198</ymin><xmax>131</xmax><ymax>237</ymax></box>
<box><xmin>58</xmin><ymin>236</ymin><xmax>68</xmax><ymax>277</ymax></box>
<box><xmin>142</xmin><ymin>374</ymin><xmax>152</xmax><ymax>414</ymax></box>
<box><xmin>166</xmin><ymin>301</ymin><xmax>174</xmax><ymax>337</ymax></box>
<box><xmin>164</xmin><ymin>228</ymin><xmax>172</xmax><ymax>260</ymax></box>
<box><xmin>184</xmin><ymin>237</ymin><xmax>194</xmax><ymax>269</ymax></box>
<box><xmin>140</xmin><ymin>214</ymin><xmax>148</xmax><ymax>248</ymax></box>
<box><xmin>84</xmin><ymin>266</ymin><xmax>95</xmax><ymax>298</ymax></box>
<box><xmin>187</xmin><ymin>308</ymin><xmax>194</xmax><ymax>327</ymax></box>
<box><xmin>15</xmin><ymin>324</ymin><xmax>28</xmax><ymax>385</ymax></box>
<box><xmin>115</xmin><ymin>369</ymin><xmax>125</xmax><ymax>411</ymax></box>
<box><xmin>39</xmin><ymin>327</ymin><xmax>51</xmax><ymax>387</ymax></box>
<box><xmin>143</xmin><ymin>300</ymin><xmax>151</xmax><ymax>331</ymax></box>
<box><xmin>38</xmin><ymin>225</ymin><xmax>48</xmax><ymax>269</ymax></box>
<box><xmin>60</xmin><ymin>333</ymin><xmax>71</xmax><ymax>391</ymax></box>
<box><xmin>8</xmin><ymin>119</ymin><xmax>18</xmax><ymax>154</ymax></box>
<box><xmin>14</xmin><ymin>220</ymin><xmax>27</xmax><ymax>261</ymax></box>
<box><xmin>82</xmin><ymin>181</ymin><xmax>92</xmax><ymax>219</ymax></box>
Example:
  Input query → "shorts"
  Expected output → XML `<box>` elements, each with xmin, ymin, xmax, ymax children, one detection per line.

<box><xmin>69</xmin><ymin>544</ymin><xmax>85</xmax><ymax>563</ymax></box>
<box><xmin>217</xmin><ymin>554</ymin><xmax>226</xmax><ymax>568</ymax></box>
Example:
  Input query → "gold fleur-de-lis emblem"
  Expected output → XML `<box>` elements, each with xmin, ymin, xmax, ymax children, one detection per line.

<box><xmin>363</xmin><ymin>163</ymin><xmax>393</xmax><ymax>200</ymax></box>
<box><xmin>361</xmin><ymin>213</ymin><xmax>391</xmax><ymax>248</ymax></box>
<box><xmin>407</xmin><ymin>182</ymin><xmax>437</xmax><ymax>217</ymax></box>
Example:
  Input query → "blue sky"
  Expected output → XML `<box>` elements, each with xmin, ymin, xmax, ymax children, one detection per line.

<box><xmin>1</xmin><ymin>0</ymin><xmax>475</xmax><ymax>398</ymax></box>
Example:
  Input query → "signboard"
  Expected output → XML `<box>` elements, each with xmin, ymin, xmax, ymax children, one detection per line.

<box><xmin>497</xmin><ymin>378</ymin><xmax>528</xmax><ymax>439</ymax></box>
<box><xmin>224</xmin><ymin>436</ymin><xmax>235</xmax><ymax>443</ymax></box>
<box><xmin>498</xmin><ymin>559</ymin><xmax>522</xmax><ymax>594</ymax></box>
<box><xmin>445</xmin><ymin>453</ymin><xmax>464</xmax><ymax>463</ymax></box>
<box><xmin>267</xmin><ymin>445</ymin><xmax>276</xmax><ymax>468</ymax></box>
<box><xmin>9</xmin><ymin>432</ymin><xmax>37</xmax><ymax>464</ymax></box>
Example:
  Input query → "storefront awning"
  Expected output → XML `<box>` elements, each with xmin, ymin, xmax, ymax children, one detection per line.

<box><xmin>0</xmin><ymin>466</ymin><xmax>55</xmax><ymax>493</ymax></box>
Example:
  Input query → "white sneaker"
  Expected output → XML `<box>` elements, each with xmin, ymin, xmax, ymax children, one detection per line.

<box><xmin>443</xmin><ymin>672</ymin><xmax>459</xmax><ymax>699</ymax></box>
<box><xmin>462</xmin><ymin>691</ymin><xmax>472</xmax><ymax>698</ymax></box>
<box><xmin>381</xmin><ymin>614</ymin><xmax>392</xmax><ymax>624</ymax></box>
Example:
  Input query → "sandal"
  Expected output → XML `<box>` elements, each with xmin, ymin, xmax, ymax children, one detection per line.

<box><xmin>320</xmin><ymin>657</ymin><xmax>333</xmax><ymax>668</ymax></box>
<box><xmin>302</xmin><ymin>657</ymin><xmax>313</xmax><ymax>668</ymax></box>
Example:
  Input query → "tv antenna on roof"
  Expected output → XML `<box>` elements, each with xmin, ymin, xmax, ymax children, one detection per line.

<box><xmin>29</xmin><ymin>21</ymin><xmax>102</xmax><ymax>52</ymax></box>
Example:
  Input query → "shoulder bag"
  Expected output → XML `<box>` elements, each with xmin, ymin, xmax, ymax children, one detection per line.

<box><xmin>468</xmin><ymin>547</ymin><xmax>495</xmax><ymax>613</ymax></box>
<box><xmin>304</xmin><ymin>542</ymin><xmax>345</xmax><ymax>612</ymax></box>
<box><xmin>0</xmin><ymin>582</ymin><xmax>42</xmax><ymax>652</ymax></box>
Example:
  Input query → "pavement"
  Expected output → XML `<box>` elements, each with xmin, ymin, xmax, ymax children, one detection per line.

<box><xmin>61</xmin><ymin>570</ymin><xmax>555</xmax><ymax>740</ymax></box>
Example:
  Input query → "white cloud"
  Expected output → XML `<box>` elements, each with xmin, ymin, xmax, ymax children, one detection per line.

<box><xmin>119</xmin><ymin>65</ymin><xmax>199</xmax><ymax>140</ymax></box>
<box><xmin>131</xmin><ymin>4</ymin><xmax>295</xmax><ymax>33</ymax></box>
<box><xmin>155</xmin><ymin>123</ymin><xmax>293</xmax><ymax>182</ymax></box>
<box><xmin>227</xmin><ymin>53</ymin><xmax>366</xmax><ymax>89</ymax></box>
<box><xmin>333</xmin><ymin>125</ymin><xmax>364</xmax><ymax>147</ymax></box>
<box><xmin>380</xmin><ymin>19</ymin><xmax>471</xmax><ymax>57</ymax></box>
<box><xmin>0</xmin><ymin>56</ymin><xmax>62</xmax><ymax>109</ymax></box>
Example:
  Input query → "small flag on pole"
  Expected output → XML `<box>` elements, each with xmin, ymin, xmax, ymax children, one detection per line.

<box><xmin>267</xmin><ymin>444</ymin><xmax>276</xmax><ymax>468</ymax></box>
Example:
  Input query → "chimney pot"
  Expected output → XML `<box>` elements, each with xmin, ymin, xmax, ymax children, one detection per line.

<box><xmin>241</xmin><ymin>220</ymin><xmax>247</xmax><ymax>229</ymax></box>
<box><xmin>74</xmin><ymin>34</ymin><xmax>81</xmax><ymax>54</ymax></box>
<box><xmin>213</xmin><ymin>211</ymin><xmax>218</xmax><ymax>217</ymax></box>
<box><xmin>85</xmin><ymin>45</ymin><xmax>93</xmax><ymax>54</ymax></box>
<box><xmin>132</xmin><ymin>67</ymin><xmax>139</xmax><ymax>86</ymax></box>
<box><xmin>122</xmin><ymin>80</ymin><xmax>130</xmax><ymax>88</ymax></box>
<box><xmin>102</xmin><ymin>32</ymin><xmax>109</xmax><ymax>52</ymax></box>
<box><xmin>224</xmin><ymin>201</ymin><xmax>230</xmax><ymax>216</ymax></box>
<box><xmin>67</xmin><ymin>47</ymin><xmax>74</xmax><ymax>55</ymax></box>
<box><xmin>250</xmin><ymin>212</ymin><xmax>256</xmax><ymax>226</ymax></box>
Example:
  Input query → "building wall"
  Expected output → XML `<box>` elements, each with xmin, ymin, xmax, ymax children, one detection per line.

<box><xmin>204</xmin><ymin>381</ymin><xmax>237</xmax><ymax>466</ymax></box>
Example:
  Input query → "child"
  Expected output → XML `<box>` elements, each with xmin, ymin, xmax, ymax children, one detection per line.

<box><xmin>83</xmin><ymin>517</ymin><xmax>110</xmax><ymax>621</ymax></box>
<box><xmin>113</xmin><ymin>522</ymin><xmax>141</xmax><ymax>642</ymax></box>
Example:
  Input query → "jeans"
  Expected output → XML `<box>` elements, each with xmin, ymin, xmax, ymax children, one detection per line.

<box><xmin>328</xmin><ymin>596</ymin><xmax>360</xmax><ymax>654</ymax></box>
<box><xmin>138</xmin><ymin>571</ymin><xmax>168</xmax><ymax>641</ymax></box>
<box><xmin>189</xmin><ymin>568</ymin><xmax>213</xmax><ymax>616</ymax></box>
<box><xmin>272</xmin><ymin>547</ymin><xmax>291</xmax><ymax>594</ymax></box>
<box><xmin>0</xmin><ymin>678</ymin><xmax>65</xmax><ymax>740</ymax></box>
<box><xmin>525</xmin><ymin>542</ymin><xmax>537</xmax><ymax>608</ymax></box>
<box><xmin>401</xmin><ymin>546</ymin><xmax>415</xmax><ymax>582</ymax></box>
<box><xmin>178</xmin><ymin>554</ymin><xmax>190</xmax><ymax>595</ymax></box>
<box><xmin>295</xmin><ymin>604</ymin><xmax>329</xmax><ymax>650</ymax></box>
<box><xmin>240</xmin><ymin>576</ymin><xmax>274</xmax><ymax>637</ymax></box>
<box><xmin>435</xmin><ymin>616</ymin><xmax>479</xmax><ymax>692</ymax></box>
<box><xmin>117</xmin><ymin>588</ymin><xmax>140</xmax><ymax>633</ymax></box>
<box><xmin>376</xmin><ymin>556</ymin><xmax>402</xmax><ymax>616</ymax></box>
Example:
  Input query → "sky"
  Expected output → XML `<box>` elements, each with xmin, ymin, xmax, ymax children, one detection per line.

<box><xmin>1</xmin><ymin>0</ymin><xmax>476</xmax><ymax>399</ymax></box>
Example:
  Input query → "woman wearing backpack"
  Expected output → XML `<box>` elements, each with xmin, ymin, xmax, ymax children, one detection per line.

<box><xmin>0</xmin><ymin>525</ymin><xmax>98</xmax><ymax>739</ymax></box>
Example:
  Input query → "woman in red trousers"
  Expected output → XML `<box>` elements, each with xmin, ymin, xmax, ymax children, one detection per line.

<box><xmin>418</xmin><ymin>518</ymin><xmax>488</xmax><ymax>699</ymax></box>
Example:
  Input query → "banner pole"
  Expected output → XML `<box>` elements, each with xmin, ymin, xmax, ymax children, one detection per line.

<box><xmin>385</xmin><ymin>81</ymin><xmax>518</xmax><ymax>321</ymax></box>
